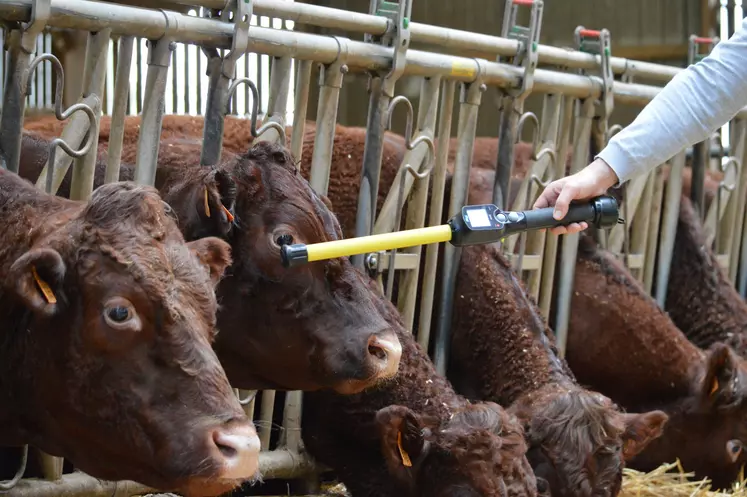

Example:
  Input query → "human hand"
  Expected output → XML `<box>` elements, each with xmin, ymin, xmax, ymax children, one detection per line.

<box><xmin>533</xmin><ymin>158</ymin><xmax>619</xmax><ymax>235</ymax></box>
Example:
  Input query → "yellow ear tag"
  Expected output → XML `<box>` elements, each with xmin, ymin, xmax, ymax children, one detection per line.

<box><xmin>397</xmin><ymin>431</ymin><xmax>412</xmax><ymax>467</ymax></box>
<box><xmin>203</xmin><ymin>187</ymin><xmax>211</xmax><ymax>218</ymax></box>
<box><xmin>31</xmin><ymin>266</ymin><xmax>57</xmax><ymax>304</ymax></box>
<box><xmin>710</xmin><ymin>377</ymin><xmax>719</xmax><ymax>396</ymax></box>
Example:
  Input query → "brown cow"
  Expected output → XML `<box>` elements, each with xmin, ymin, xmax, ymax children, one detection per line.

<box><xmin>450</xmin><ymin>240</ymin><xmax>668</xmax><ymax>497</ymax></box>
<box><xmin>0</xmin><ymin>168</ymin><xmax>259</xmax><ymax>496</ymax></box>
<box><xmin>654</xmin><ymin>194</ymin><xmax>747</xmax><ymax>355</ymax></box>
<box><xmin>567</xmin><ymin>233</ymin><xmax>747</xmax><ymax>488</ymax></box>
<box><xmin>302</xmin><ymin>277</ymin><xmax>539</xmax><ymax>497</ymax></box>
<box><xmin>16</xmin><ymin>133</ymin><xmax>402</xmax><ymax>394</ymax></box>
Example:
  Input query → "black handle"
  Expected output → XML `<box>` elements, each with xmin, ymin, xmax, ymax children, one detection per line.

<box><xmin>504</xmin><ymin>195</ymin><xmax>619</xmax><ymax>237</ymax></box>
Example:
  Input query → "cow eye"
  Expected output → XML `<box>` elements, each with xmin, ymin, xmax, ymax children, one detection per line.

<box><xmin>275</xmin><ymin>234</ymin><xmax>294</xmax><ymax>247</ymax></box>
<box><xmin>107</xmin><ymin>307</ymin><xmax>130</xmax><ymax>323</ymax></box>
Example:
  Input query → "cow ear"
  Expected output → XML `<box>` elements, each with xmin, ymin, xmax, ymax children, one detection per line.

<box><xmin>701</xmin><ymin>343</ymin><xmax>740</xmax><ymax>406</ymax></box>
<box><xmin>187</xmin><ymin>237</ymin><xmax>233</xmax><ymax>287</ymax></box>
<box><xmin>376</xmin><ymin>405</ymin><xmax>428</xmax><ymax>482</ymax></box>
<box><xmin>620</xmin><ymin>410</ymin><xmax>668</xmax><ymax>461</ymax></box>
<box><xmin>7</xmin><ymin>248</ymin><xmax>67</xmax><ymax>317</ymax></box>
<box><xmin>198</xmin><ymin>170</ymin><xmax>237</xmax><ymax>238</ymax></box>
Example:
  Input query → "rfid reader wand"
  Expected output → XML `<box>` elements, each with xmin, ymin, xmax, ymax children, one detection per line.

<box><xmin>280</xmin><ymin>195</ymin><xmax>620</xmax><ymax>268</ymax></box>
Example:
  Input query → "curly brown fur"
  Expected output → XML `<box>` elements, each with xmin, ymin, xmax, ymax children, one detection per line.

<box><xmin>449</xmin><ymin>241</ymin><xmax>665</xmax><ymax>497</ymax></box>
<box><xmin>569</xmin><ymin>233</ymin><xmax>747</xmax><ymax>489</ymax></box>
<box><xmin>302</xmin><ymin>278</ymin><xmax>537</xmax><ymax>497</ymax></box>
<box><xmin>655</xmin><ymin>195</ymin><xmax>747</xmax><ymax>356</ymax></box>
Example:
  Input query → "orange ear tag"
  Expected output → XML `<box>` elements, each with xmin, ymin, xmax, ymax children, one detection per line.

<box><xmin>31</xmin><ymin>266</ymin><xmax>57</xmax><ymax>304</ymax></box>
<box><xmin>397</xmin><ymin>431</ymin><xmax>412</xmax><ymax>467</ymax></box>
<box><xmin>221</xmin><ymin>205</ymin><xmax>235</xmax><ymax>223</ymax></box>
<box><xmin>710</xmin><ymin>378</ymin><xmax>720</xmax><ymax>396</ymax></box>
<box><xmin>203</xmin><ymin>187</ymin><xmax>211</xmax><ymax>218</ymax></box>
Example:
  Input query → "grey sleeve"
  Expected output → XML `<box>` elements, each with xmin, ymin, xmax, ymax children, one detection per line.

<box><xmin>597</xmin><ymin>17</ymin><xmax>747</xmax><ymax>185</ymax></box>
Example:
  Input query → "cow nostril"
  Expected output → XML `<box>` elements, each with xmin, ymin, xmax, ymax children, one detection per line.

<box><xmin>213</xmin><ymin>433</ymin><xmax>239</xmax><ymax>459</ymax></box>
<box><xmin>368</xmin><ymin>342</ymin><xmax>388</xmax><ymax>361</ymax></box>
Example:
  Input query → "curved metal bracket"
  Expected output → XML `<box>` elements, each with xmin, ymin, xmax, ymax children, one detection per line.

<box><xmin>0</xmin><ymin>445</ymin><xmax>28</xmax><ymax>492</ymax></box>
<box><xmin>384</xmin><ymin>95</ymin><xmax>436</xmax><ymax>299</ymax></box>
<box><xmin>238</xmin><ymin>390</ymin><xmax>258</xmax><ymax>406</ymax></box>
<box><xmin>27</xmin><ymin>54</ymin><xmax>96</xmax><ymax>195</ymax></box>
<box><xmin>713</xmin><ymin>156</ymin><xmax>740</xmax><ymax>255</ymax></box>
<box><xmin>607</xmin><ymin>123</ymin><xmax>624</xmax><ymax>143</ymax></box>
<box><xmin>515</xmin><ymin>111</ymin><xmax>540</xmax><ymax>158</ymax></box>
<box><xmin>226</xmin><ymin>77</ymin><xmax>287</xmax><ymax>145</ymax></box>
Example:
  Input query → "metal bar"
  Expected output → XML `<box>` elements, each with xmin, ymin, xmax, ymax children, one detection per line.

<box><xmin>553</xmin><ymin>97</ymin><xmax>595</xmax><ymax>358</ymax></box>
<box><xmin>416</xmin><ymin>78</ymin><xmax>455</xmax><ymax>350</ymax></box>
<box><xmin>739</xmin><ymin>207</ymin><xmax>747</xmax><ymax>297</ymax></box>
<box><xmin>70</xmin><ymin>28</ymin><xmax>110</xmax><ymax>202</ymax></box>
<box><xmin>643</xmin><ymin>168</ymin><xmax>665</xmax><ymax>293</ymax></box>
<box><xmin>3</xmin><ymin>2</ymin><xmax>739</xmax><ymax>115</ymax></box>
<box><xmin>691</xmin><ymin>140</ymin><xmax>709</xmax><ymax>220</ymax></box>
<box><xmin>256</xmin><ymin>55</ymin><xmax>292</xmax><ymax>144</ymax></box>
<box><xmin>654</xmin><ymin>151</ymin><xmax>686</xmax><ymax>307</ymax></box>
<box><xmin>134</xmin><ymin>38</ymin><xmax>174</xmax><ymax>186</ymax></box>
<box><xmin>140</xmin><ymin>0</ymin><xmax>682</xmax><ymax>83</ymax></box>
<box><xmin>5</xmin><ymin>450</ymin><xmax>317</xmax><ymax>497</ymax></box>
<box><xmin>289</xmin><ymin>59</ymin><xmax>312</xmax><ymax>161</ymax></box>
<box><xmin>627</xmin><ymin>172</ymin><xmax>655</xmax><ymax>279</ymax></box>
<box><xmin>538</xmin><ymin>95</ymin><xmax>574</xmax><ymax>318</ymax></box>
<box><xmin>397</xmin><ymin>75</ymin><xmax>440</xmax><ymax>332</ymax></box>
<box><xmin>433</xmin><ymin>79</ymin><xmax>485</xmax><ymax>375</ymax></box>
<box><xmin>0</xmin><ymin>32</ymin><xmax>33</xmax><ymax>173</ymax></box>
<box><xmin>729</xmin><ymin>120</ymin><xmax>747</xmax><ymax>282</ymax></box>
<box><xmin>351</xmin><ymin>75</ymin><xmax>392</xmax><ymax>269</ymax></box>
<box><xmin>309</xmin><ymin>37</ymin><xmax>349</xmax><ymax>196</ymax></box>
<box><xmin>258</xmin><ymin>389</ymin><xmax>276</xmax><ymax>450</ymax></box>
<box><xmin>105</xmin><ymin>35</ymin><xmax>134</xmax><ymax>183</ymax></box>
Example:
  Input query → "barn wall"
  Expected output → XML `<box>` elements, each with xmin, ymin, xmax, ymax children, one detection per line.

<box><xmin>304</xmin><ymin>0</ymin><xmax>703</xmax><ymax>138</ymax></box>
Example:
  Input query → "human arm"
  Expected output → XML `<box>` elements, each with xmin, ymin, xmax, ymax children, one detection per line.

<box><xmin>535</xmin><ymin>16</ymin><xmax>747</xmax><ymax>234</ymax></box>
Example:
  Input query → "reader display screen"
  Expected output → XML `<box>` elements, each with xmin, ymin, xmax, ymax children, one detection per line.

<box><xmin>465</xmin><ymin>208</ymin><xmax>492</xmax><ymax>228</ymax></box>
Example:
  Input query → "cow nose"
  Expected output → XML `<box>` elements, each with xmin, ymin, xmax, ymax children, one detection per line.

<box><xmin>367</xmin><ymin>330</ymin><xmax>402</xmax><ymax>379</ymax></box>
<box><xmin>211</xmin><ymin>422</ymin><xmax>261</xmax><ymax>480</ymax></box>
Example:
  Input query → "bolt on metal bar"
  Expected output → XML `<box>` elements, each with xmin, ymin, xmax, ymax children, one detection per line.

<box><xmin>105</xmin><ymin>35</ymin><xmax>134</xmax><ymax>183</ymax></box>
<box><xmin>416</xmin><ymin>78</ymin><xmax>455</xmax><ymax>351</ymax></box>
<box><xmin>433</xmin><ymin>77</ymin><xmax>485</xmax><ymax>375</ymax></box>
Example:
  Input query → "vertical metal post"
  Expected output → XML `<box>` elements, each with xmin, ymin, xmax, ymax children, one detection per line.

<box><xmin>134</xmin><ymin>38</ymin><xmax>175</xmax><ymax>187</ymax></box>
<box><xmin>728</xmin><ymin>120</ymin><xmax>747</xmax><ymax>282</ymax></box>
<box><xmin>200</xmin><ymin>0</ymin><xmax>251</xmax><ymax>165</ymax></box>
<box><xmin>397</xmin><ymin>75</ymin><xmax>440</xmax><ymax>332</ymax></box>
<box><xmin>0</xmin><ymin>0</ymin><xmax>50</xmax><ymax>173</ymax></box>
<box><xmin>289</xmin><ymin>60</ymin><xmax>313</xmax><ymax>161</ymax></box>
<box><xmin>105</xmin><ymin>35</ymin><xmax>134</xmax><ymax>184</ymax></box>
<box><xmin>433</xmin><ymin>76</ymin><xmax>486</xmax><ymax>375</ymax></box>
<box><xmin>538</xmin><ymin>95</ymin><xmax>573</xmax><ymax>317</ymax></box>
<box><xmin>255</xmin><ymin>55</ymin><xmax>293</xmax><ymax>144</ymax></box>
<box><xmin>492</xmin><ymin>0</ymin><xmax>542</xmax><ymax>211</ymax></box>
<box><xmin>352</xmin><ymin>0</ymin><xmax>411</xmax><ymax>268</ymax></box>
<box><xmin>416</xmin><ymin>78</ymin><xmax>455</xmax><ymax>350</ymax></box>
<box><xmin>553</xmin><ymin>98</ymin><xmax>595</xmax><ymax>357</ymax></box>
<box><xmin>653</xmin><ymin>153</ymin><xmax>686</xmax><ymax>307</ymax></box>
<box><xmin>309</xmin><ymin>37</ymin><xmax>349</xmax><ymax>195</ymax></box>
<box><xmin>69</xmin><ymin>28</ymin><xmax>111</xmax><ymax>202</ymax></box>
<box><xmin>688</xmin><ymin>34</ymin><xmax>720</xmax><ymax>220</ymax></box>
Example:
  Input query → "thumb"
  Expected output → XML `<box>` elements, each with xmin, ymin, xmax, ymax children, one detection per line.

<box><xmin>553</xmin><ymin>184</ymin><xmax>578</xmax><ymax>221</ymax></box>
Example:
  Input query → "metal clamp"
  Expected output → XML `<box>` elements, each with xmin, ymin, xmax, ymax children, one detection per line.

<box><xmin>500</xmin><ymin>0</ymin><xmax>543</xmax><ymax>99</ymax></box>
<box><xmin>27</xmin><ymin>54</ymin><xmax>97</xmax><ymax>194</ymax></box>
<box><xmin>713</xmin><ymin>156</ymin><xmax>740</xmax><ymax>248</ymax></box>
<box><xmin>226</xmin><ymin>77</ymin><xmax>287</xmax><ymax>144</ymax></box>
<box><xmin>575</xmin><ymin>27</ymin><xmax>614</xmax><ymax>125</ymax></box>
<box><xmin>320</xmin><ymin>36</ymin><xmax>350</xmax><ymax>89</ymax></box>
<box><xmin>19</xmin><ymin>0</ymin><xmax>50</xmax><ymax>54</ymax></box>
<box><xmin>688</xmin><ymin>35</ymin><xmax>720</xmax><ymax>66</ymax></box>
<box><xmin>463</xmin><ymin>58</ymin><xmax>489</xmax><ymax>105</ymax></box>
<box><xmin>383</xmin><ymin>95</ymin><xmax>436</xmax><ymax>299</ymax></box>
<box><xmin>200</xmin><ymin>0</ymin><xmax>252</xmax><ymax>78</ymax></box>
<box><xmin>366</xmin><ymin>0</ymin><xmax>411</xmax><ymax>97</ymax></box>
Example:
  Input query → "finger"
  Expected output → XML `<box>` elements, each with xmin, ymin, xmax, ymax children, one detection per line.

<box><xmin>550</xmin><ymin>226</ymin><xmax>568</xmax><ymax>236</ymax></box>
<box><xmin>565</xmin><ymin>222</ymin><xmax>586</xmax><ymax>234</ymax></box>
<box><xmin>533</xmin><ymin>182</ymin><xmax>562</xmax><ymax>210</ymax></box>
<box><xmin>553</xmin><ymin>184</ymin><xmax>579</xmax><ymax>220</ymax></box>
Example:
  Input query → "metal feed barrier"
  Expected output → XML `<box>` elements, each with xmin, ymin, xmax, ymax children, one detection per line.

<box><xmin>1</xmin><ymin>0</ymin><xmax>747</xmax><ymax>494</ymax></box>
